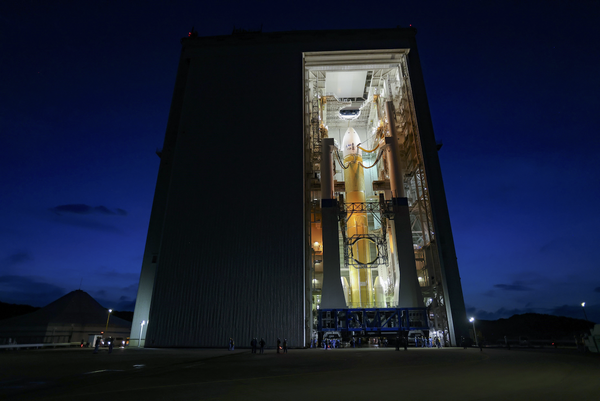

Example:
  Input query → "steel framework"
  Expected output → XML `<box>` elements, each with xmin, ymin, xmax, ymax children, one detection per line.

<box><xmin>318</xmin><ymin>308</ymin><xmax>429</xmax><ymax>333</ymax></box>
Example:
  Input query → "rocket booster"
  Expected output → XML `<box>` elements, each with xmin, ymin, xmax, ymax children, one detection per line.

<box><xmin>342</xmin><ymin>127</ymin><xmax>373</xmax><ymax>307</ymax></box>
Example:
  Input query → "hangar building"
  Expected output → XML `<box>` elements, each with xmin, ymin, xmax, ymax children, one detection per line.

<box><xmin>130</xmin><ymin>28</ymin><xmax>467</xmax><ymax>348</ymax></box>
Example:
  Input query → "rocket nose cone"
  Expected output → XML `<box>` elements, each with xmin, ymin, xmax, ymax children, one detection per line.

<box><xmin>341</xmin><ymin>127</ymin><xmax>362</xmax><ymax>158</ymax></box>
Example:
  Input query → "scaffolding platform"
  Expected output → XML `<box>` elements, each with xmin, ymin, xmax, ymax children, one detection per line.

<box><xmin>318</xmin><ymin>308</ymin><xmax>428</xmax><ymax>333</ymax></box>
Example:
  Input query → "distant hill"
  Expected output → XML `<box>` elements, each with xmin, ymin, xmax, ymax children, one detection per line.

<box><xmin>0</xmin><ymin>300</ymin><xmax>133</xmax><ymax>322</ymax></box>
<box><xmin>477</xmin><ymin>313</ymin><xmax>594</xmax><ymax>343</ymax></box>
<box><xmin>0</xmin><ymin>301</ymin><xmax>40</xmax><ymax>321</ymax></box>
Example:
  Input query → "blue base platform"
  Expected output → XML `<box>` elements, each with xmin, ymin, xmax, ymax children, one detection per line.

<box><xmin>318</xmin><ymin>308</ymin><xmax>429</xmax><ymax>333</ymax></box>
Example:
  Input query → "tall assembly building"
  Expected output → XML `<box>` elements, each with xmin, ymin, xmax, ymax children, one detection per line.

<box><xmin>130</xmin><ymin>28</ymin><xmax>467</xmax><ymax>348</ymax></box>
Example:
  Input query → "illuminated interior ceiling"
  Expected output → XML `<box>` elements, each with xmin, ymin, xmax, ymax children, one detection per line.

<box><xmin>305</xmin><ymin>50</ymin><xmax>407</xmax><ymax>132</ymax></box>
<box><xmin>324</xmin><ymin>71</ymin><xmax>368</xmax><ymax>98</ymax></box>
<box><xmin>311</xmin><ymin>68</ymin><xmax>397</xmax><ymax>130</ymax></box>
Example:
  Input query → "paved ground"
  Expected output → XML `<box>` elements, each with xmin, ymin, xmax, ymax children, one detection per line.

<box><xmin>1</xmin><ymin>346</ymin><xmax>599</xmax><ymax>400</ymax></box>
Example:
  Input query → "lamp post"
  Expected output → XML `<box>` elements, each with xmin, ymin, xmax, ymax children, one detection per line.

<box><xmin>469</xmin><ymin>317</ymin><xmax>478</xmax><ymax>347</ymax></box>
<box><xmin>581</xmin><ymin>302</ymin><xmax>589</xmax><ymax>321</ymax></box>
<box><xmin>138</xmin><ymin>320</ymin><xmax>146</xmax><ymax>347</ymax></box>
<box><xmin>104</xmin><ymin>309</ymin><xmax>113</xmax><ymax>338</ymax></box>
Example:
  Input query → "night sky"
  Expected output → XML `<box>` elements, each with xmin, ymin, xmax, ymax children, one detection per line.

<box><xmin>2</xmin><ymin>1</ymin><xmax>599</xmax><ymax>323</ymax></box>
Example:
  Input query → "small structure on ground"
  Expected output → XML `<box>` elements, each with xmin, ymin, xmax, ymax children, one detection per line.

<box><xmin>0</xmin><ymin>290</ymin><xmax>131</xmax><ymax>345</ymax></box>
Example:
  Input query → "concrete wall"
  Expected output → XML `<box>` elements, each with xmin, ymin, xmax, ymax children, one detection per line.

<box><xmin>404</xmin><ymin>44</ymin><xmax>468</xmax><ymax>343</ymax></box>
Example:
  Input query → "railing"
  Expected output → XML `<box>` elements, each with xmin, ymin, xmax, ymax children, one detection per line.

<box><xmin>0</xmin><ymin>342</ymin><xmax>75</xmax><ymax>350</ymax></box>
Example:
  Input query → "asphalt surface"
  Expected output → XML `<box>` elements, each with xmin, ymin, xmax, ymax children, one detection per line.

<box><xmin>1</xmin><ymin>346</ymin><xmax>599</xmax><ymax>400</ymax></box>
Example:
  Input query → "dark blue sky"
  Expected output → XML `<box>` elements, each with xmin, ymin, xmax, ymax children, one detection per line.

<box><xmin>1</xmin><ymin>1</ymin><xmax>599</xmax><ymax>322</ymax></box>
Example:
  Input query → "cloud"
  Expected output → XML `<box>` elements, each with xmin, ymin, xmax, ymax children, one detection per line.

<box><xmin>84</xmin><ymin>280</ymin><xmax>139</xmax><ymax>312</ymax></box>
<box><xmin>50</xmin><ymin>204</ymin><xmax>93</xmax><ymax>215</ymax></box>
<box><xmin>92</xmin><ymin>294</ymin><xmax>136</xmax><ymax>312</ymax></box>
<box><xmin>94</xmin><ymin>205</ymin><xmax>115</xmax><ymax>215</ymax></box>
<box><xmin>549</xmin><ymin>304</ymin><xmax>597</xmax><ymax>320</ymax></box>
<box><xmin>51</xmin><ymin>217</ymin><xmax>123</xmax><ymax>233</ymax></box>
<box><xmin>115</xmin><ymin>299</ymin><xmax>135</xmax><ymax>311</ymax></box>
<box><xmin>2</xmin><ymin>251</ymin><xmax>33</xmax><ymax>267</ymax></box>
<box><xmin>0</xmin><ymin>275</ymin><xmax>66</xmax><ymax>307</ymax></box>
<box><xmin>49</xmin><ymin>204</ymin><xmax>128</xmax><ymax>216</ymax></box>
<box><xmin>121</xmin><ymin>283</ymin><xmax>139</xmax><ymax>292</ymax></box>
<box><xmin>493</xmin><ymin>283</ymin><xmax>533</xmax><ymax>291</ymax></box>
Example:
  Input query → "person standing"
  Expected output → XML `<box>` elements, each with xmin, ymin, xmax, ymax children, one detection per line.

<box><xmin>251</xmin><ymin>338</ymin><xmax>257</xmax><ymax>353</ymax></box>
<box><xmin>108</xmin><ymin>338</ymin><xmax>113</xmax><ymax>354</ymax></box>
<box><xmin>277</xmin><ymin>338</ymin><xmax>281</xmax><ymax>354</ymax></box>
<box><xmin>283</xmin><ymin>339</ymin><xmax>288</xmax><ymax>353</ymax></box>
<box><xmin>259</xmin><ymin>338</ymin><xmax>265</xmax><ymax>354</ymax></box>
<box><xmin>229</xmin><ymin>337</ymin><xmax>235</xmax><ymax>351</ymax></box>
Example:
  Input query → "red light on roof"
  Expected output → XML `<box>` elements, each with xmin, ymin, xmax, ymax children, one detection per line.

<box><xmin>188</xmin><ymin>32</ymin><xmax>192</xmax><ymax>37</ymax></box>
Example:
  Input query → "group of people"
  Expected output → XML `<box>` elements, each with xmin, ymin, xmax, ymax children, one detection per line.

<box><xmin>309</xmin><ymin>338</ymin><xmax>344</xmax><ymax>349</ymax></box>
<box><xmin>229</xmin><ymin>337</ymin><xmax>287</xmax><ymax>353</ymax></box>
<box><xmin>276</xmin><ymin>338</ymin><xmax>288</xmax><ymax>353</ymax></box>
<box><xmin>92</xmin><ymin>337</ymin><xmax>114</xmax><ymax>354</ymax></box>
<box><xmin>416</xmin><ymin>336</ymin><xmax>443</xmax><ymax>348</ymax></box>
<box><xmin>249</xmin><ymin>337</ymin><xmax>268</xmax><ymax>353</ymax></box>
<box><xmin>321</xmin><ymin>338</ymin><xmax>341</xmax><ymax>349</ymax></box>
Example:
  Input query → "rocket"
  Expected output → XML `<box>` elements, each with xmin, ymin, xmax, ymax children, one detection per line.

<box><xmin>342</xmin><ymin>127</ymin><xmax>373</xmax><ymax>307</ymax></box>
